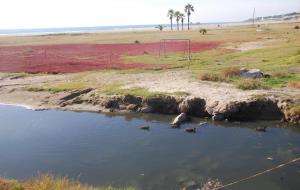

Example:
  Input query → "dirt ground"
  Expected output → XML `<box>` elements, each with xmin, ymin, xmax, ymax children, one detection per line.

<box><xmin>0</xmin><ymin>22</ymin><xmax>299</xmax><ymax>115</ymax></box>
<box><xmin>0</xmin><ymin>70</ymin><xmax>299</xmax><ymax>112</ymax></box>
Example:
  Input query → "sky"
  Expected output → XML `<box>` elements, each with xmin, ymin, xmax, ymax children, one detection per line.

<box><xmin>0</xmin><ymin>0</ymin><xmax>299</xmax><ymax>29</ymax></box>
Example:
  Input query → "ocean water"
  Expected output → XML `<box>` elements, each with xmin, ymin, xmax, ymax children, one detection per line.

<box><xmin>0</xmin><ymin>25</ymin><xmax>162</xmax><ymax>36</ymax></box>
<box><xmin>0</xmin><ymin>22</ymin><xmax>239</xmax><ymax>36</ymax></box>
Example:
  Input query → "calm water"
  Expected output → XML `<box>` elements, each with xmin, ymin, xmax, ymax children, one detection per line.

<box><xmin>0</xmin><ymin>105</ymin><xmax>300</xmax><ymax>190</ymax></box>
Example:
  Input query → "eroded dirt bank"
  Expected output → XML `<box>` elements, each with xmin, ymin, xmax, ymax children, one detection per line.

<box><xmin>0</xmin><ymin>83</ymin><xmax>300</xmax><ymax>123</ymax></box>
<box><xmin>0</xmin><ymin>71</ymin><xmax>299</xmax><ymax>124</ymax></box>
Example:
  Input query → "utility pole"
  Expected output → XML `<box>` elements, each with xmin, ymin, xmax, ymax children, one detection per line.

<box><xmin>252</xmin><ymin>8</ymin><xmax>256</xmax><ymax>27</ymax></box>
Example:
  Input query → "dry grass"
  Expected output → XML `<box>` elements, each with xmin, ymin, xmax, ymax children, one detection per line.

<box><xmin>199</xmin><ymin>67</ymin><xmax>240</xmax><ymax>82</ymax></box>
<box><xmin>288</xmin><ymin>81</ymin><xmax>300</xmax><ymax>89</ymax></box>
<box><xmin>235</xmin><ymin>79</ymin><xmax>269</xmax><ymax>90</ymax></box>
<box><xmin>0</xmin><ymin>175</ymin><xmax>135</xmax><ymax>190</ymax></box>
<box><xmin>289</xmin><ymin>104</ymin><xmax>300</xmax><ymax>116</ymax></box>
<box><xmin>198</xmin><ymin>72</ymin><xmax>225</xmax><ymax>82</ymax></box>
<box><xmin>221</xmin><ymin>67</ymin><xmax>240</xmax><ymax>78</ymax></box>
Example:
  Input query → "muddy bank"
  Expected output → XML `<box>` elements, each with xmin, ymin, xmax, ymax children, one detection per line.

<box><xmin>0</xmin><ymin>71</ymin><xmax>299</xmax><ymax>124</ymax></box>
<box><xmin>17</xmin><ymin>88</ymin><xmax>297</xmax><ymax>124</ymax></box>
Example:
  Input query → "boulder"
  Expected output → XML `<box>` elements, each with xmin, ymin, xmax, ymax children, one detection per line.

<box><xmin>139</xmin><ymin>106</ymin><xmax>153</xmax><ymax>113</ymax></box>
<box><xmin>240</xmin><ymin>68</ymin><xmax>264</xmax><ymax>78</ymax></box>
<box><xmin>172</xmin><ymin>113</ymin><xmax>187</xmax><ymax>126</ymax></box>
<box><xmin>59</xmin><ymin>88</ymin><xmax>93</xmax><ymax>101</ymax></box>
<box><xmin>122</xmin><ymin>94</ymin><xmax>142</xmax><ymax>105</ymax></box>
<box><xmin>101</xmin><ymin>98</ymin><xmax>120</xmax><ymax>109</ymax></box>
<box><xmin>143</xmin><ymin>96</ymin><xmax>179</xmax><ymax>114</ymax></box>
<box><xmin>179</xmin><ymin>97</ymin><xmax>207</xmax><ymax>117</ymax></box>
<box><xmin>126</xmin><ymin>104</ymin><xmax>138</xmax><ymax>111</ymax></box>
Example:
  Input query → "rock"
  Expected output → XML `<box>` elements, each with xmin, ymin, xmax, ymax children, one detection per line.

<box><xmin>139</xmin><ymin>106</ymin><xmax>153</xmax><ymax>113</ymax></box>
<box><xmin>212</xmin><ymin>113</ymin><xmax>225</xmax><ymax>121</ymax></box>
<box><xmin>256</xmin><ymin>126</ymin><xmax>267</xmax><ymax>132</ymax></box>
<box><xmin>240</xmin><ymin>68</ymin><xmax>264</xmax><ymax>78</ymax></box>
<box><xmin>101</xmin><ymin>98</ymin><xmax>120</xmax><ymax>109</ymax></box>
<box><xmin>185</xmin><ymin>128</ymin><xmax>196</xmax><ymax>133</ymax></box>
<box><xmin>199</xmin><ymin>122</ymin><xmax>208</xmax><ymax>126</ymax></box>
<box><xmin>172</xmin><ymin>113</ymin><xmax>187</xmax><ymax>126</ymax></box>
<box><xmin>144</xmin><ymin>96</ymin><xmax>179</xmax><ymax>114</ymax></box>
<box><xmin>123</xmin><ymin>95</ymin><xmax>142</xmax><ymax>105</ymax></box>
<box><xmin>60</xmin><ymin>88</ymin><xmax>93</xmax><ymax>101</ymax></box>
<box><xmin>225</xmin><ymin>98</ymin><xmax>283</xmax><ymax>121</ymax></box>
<box><xmin>126</xmin><ymin>104</ymin><xmax>138</xmax><ymax>111</ymax></box>
<box><xmin>119</xmin><ymin>105</ymin><xmax>127</xmax><ymax>110</ymax></box>
<box><xmin>179</xmin><ymin>97</ymin><xmax>207</xmax><ymax>117</ymax></box>
<box><xmin>139</xmin><ymin>126</ymin><xmax>150</xmax><ymax>130</ymax></box>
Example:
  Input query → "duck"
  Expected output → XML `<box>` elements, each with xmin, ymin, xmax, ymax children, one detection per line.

<box><xmin>185</xmin><ymin>128</ymin><xmax>196</xmax><ymax>133</ymax></box>
<box><xmin>256</xmin><ymin>126</ymin><xmax>267</xmax><ymax>132</ymax></box>
<box><xmin>139</xmin><ymin>126</ymin><xmax>150</xmax><ymax>130</ymax></box>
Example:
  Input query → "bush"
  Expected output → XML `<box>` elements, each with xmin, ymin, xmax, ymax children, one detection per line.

<box><xmin>294</xmin><ymin>25</ymin><xmax>300</xmax><ymax>29</ymax></box>
<box><xmin>289</xmin><ymin>104</ymin><xmax>300</xmax><ymax>116</ymax></box>
<box><xmin>0</xmin><ymin>175</ymin><xmax>135</xmax><ymax>190</ymax></box>
<box><xmin>134</xmin><ymin>40</ymin><xmax>140</xmax><ymax>44</ymax></box>
<box><xmin>221</xmin><ymin>67</ymin><xmax>240</xmax><ymax>78</ymax></box>
<box><xmin>155</xmin><ymin>25</ymin><xmax>164</xmax><ymax>31</ymax></box>
<box><xmin>236</xmin><ymin>79</ymin><xmax>269</xmax><ymax>90</ymax></box>
<box><xmin>199</xmin><ymin>29</ymin><xmax>207</xmax><ymax>35</ymax></box>
<box><xmin>199</xmin><ymin>72</ymin><xmax>224</xmax><ymax>82</ymax></box>
<box><xmin>288</xmin><ymin>81</ymin><xmax>300</xmax><ymax>89</ymax></box>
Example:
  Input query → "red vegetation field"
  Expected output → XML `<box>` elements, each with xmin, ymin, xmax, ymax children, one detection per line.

<box><xmin>0</xmin><ymin>42</ymin><xmax>219</xmax><ymax>73</ymax></box>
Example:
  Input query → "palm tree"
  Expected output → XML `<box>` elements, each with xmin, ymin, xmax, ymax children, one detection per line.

<box><xmin>167</xmin><ymin>9</ymin><xmax>174</xmax><ymax>31</ymax></box>
<box><xmin>184</xmin><ymin>4</ymin><xmax>194</xmax><ymax>30</ymax></box>
<box><xmin>174</xmin><ymin>11</ymin><xmax>181</xmax><ymax>31</ymax></box>
<box><xmin>180</xmin><ymin>13</ymin><xmax>185</xmax><ymax>31</ymax></box>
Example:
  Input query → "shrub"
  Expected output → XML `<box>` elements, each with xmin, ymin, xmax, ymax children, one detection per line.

<box><xmin>222</xmin><ymin>67</ymin><xmax>240</xmax><ymax>78</ymax></box>
<box><xmin>199</xmin><ymin>72</ymin><xmax>224</xmax><ymax>82</ymax></box>
<box><xmin>289</xmin><ymin>104</ymin><xmax>300</xmax><ymax>116</ymax></box>
<box><xmin>236</xmin><ymin>79</ymin><xmax>269</xmax><ymax>90</ymax></box>
<box><xmin>199</xmin><ymin>29</ymin><xmax>207</xmax><ymax>35</ymax></box>
<box><xmin>134</xmin><ymin>40</ymin><xmax>140</xmax><ymax>44</ymax></box>
<box><xmin>155</xmin><ymin>25</ymin><xmax>164</xmax><ymax>31</ymax></box>
<box><xmin>294</xmin><ymin>25</ymin><xmax>300</xmax><ymax>29</ymax></box>
<box><xmin>0</xmin><ymin>175</ymin><xmax>135</xmax><ymax>190</ymax></box>
<box><xmin>288</xmin><ymin>81</ymin><xmax>300</xmax><ymax>89</ymax></box>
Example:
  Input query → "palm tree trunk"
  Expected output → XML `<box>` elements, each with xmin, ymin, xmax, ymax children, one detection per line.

<box><xmin>181</xmin><ymin>21</ymin><xmax>183</xmax><ymax>31</ymax></box>
<box><xmin>171</xmin><ymin>19</ymin><xmax>173</xmax><ymax>30</ymax></box>
<box><xmin>177</xmin><ymin>21</ymin><xmax>179</xmax><ymax>31</ymax></box>
<box><xmin>188</xmin><ymin>16</ymin><xmax>190</xmax><ymax>30</ymax></box>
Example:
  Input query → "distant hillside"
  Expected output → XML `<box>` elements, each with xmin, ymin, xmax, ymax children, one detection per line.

<box><xmin>245</xmin><ymin>12</ymin><xmax>300</xmax><ymax>22</ymax></box>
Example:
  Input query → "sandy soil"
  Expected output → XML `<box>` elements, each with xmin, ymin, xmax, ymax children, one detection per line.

<box><xmin>0</xmin><ymin>70</ymin><xmax>299</xmax><ymax>112</ymax></box>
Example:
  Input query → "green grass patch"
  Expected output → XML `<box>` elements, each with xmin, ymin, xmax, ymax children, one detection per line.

<box><xmin>262</xmin><ymin>75</ymin><xmax>299</xmax><ymax>88</ymax></box>
<box><xmin>122</xmin><ymin>53</ymin><xmax>190</xmax><ymax>67</ymax></box>
<box><xmin>103</xmin><ymin>83</ymin><xmax>188</xmax><ymax>97</ymax></box>
<box><xmin>26</xmin><ymin>82</ymin><xmax>86</xmax><ymax>93</ymax></box>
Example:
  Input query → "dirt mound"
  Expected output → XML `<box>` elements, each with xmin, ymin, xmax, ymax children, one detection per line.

<box><xmin>0</xmin><ymin>42</ymin><xmax>219</xmax><ymax>73</ymax></box>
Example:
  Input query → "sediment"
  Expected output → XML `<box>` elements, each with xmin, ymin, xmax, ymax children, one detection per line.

<box><xmin>39</xmin><ymin>89</ymin><xmax>300</xmax><ymax>124</ymax></box>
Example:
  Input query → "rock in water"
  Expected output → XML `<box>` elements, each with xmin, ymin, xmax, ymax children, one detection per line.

<box><xmin>139</xmin><ymin>126</ymin><xmax>150</xmax><ymax>130</ymax></box>
<box><xmin>171</xmin><ymin>113</ymin><xmax>187</xmax><ymax>126</ymax></box>
<box><xmin>185</xmin><ymin>128</ymin><xmax>196</xmax><ymax>133</ymax></box>
<box><xmin>256</xmin><ymin>126</ymin><xmax>267</xmax><ymax>132</ymax></box>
